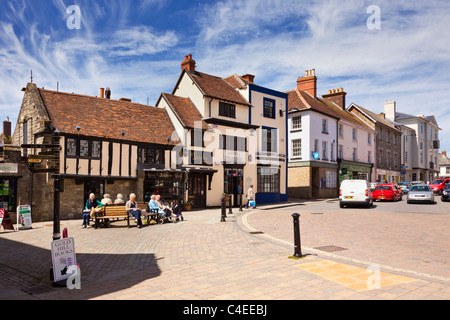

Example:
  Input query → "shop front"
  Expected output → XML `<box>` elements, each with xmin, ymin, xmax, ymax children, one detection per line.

<box><xmin>339</xmin><ymin>160</ymin><xmax>373</xmax><ymax>185</ymax></box>
<box><xmin>143</xmin><ymin>170</ymin><xmax>185</xmax><ymax>205</ymax></box>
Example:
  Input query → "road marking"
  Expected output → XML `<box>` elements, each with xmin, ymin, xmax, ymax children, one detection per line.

<box><xmin>241</xmin><ymin>210</ymin><xmax>450</xmax><ymax>284</ymax></box>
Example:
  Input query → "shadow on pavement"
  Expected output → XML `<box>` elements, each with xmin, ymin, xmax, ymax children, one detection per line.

<box><xmin>0</xmin><ymin>237</ymin><xmax>161</xmax><ymax>300</ymax></box>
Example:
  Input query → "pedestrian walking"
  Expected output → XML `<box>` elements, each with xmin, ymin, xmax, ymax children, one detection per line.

<box><xmin>246</xmin><ymin>184</ymin><xmax>255</xmax><ymax>209</ymax></box>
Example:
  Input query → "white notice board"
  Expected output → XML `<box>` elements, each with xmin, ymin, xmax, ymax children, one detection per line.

<box><xmin>51</xmin><ymin>237</ymin><xmax>77</xmax><ymax>283</ymax></box>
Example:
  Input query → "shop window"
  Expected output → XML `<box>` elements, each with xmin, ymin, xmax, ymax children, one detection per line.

<box><xmin>257</xmin><ymin>167</ymin><xmax>280</xmax><ymax>193</ymax></box>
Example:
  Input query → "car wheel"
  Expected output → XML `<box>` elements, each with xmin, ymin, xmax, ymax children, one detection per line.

<box><xmin>339</xmin><ymin>202</ymin><xmax>344</xmax><ymax>208</ymax></box>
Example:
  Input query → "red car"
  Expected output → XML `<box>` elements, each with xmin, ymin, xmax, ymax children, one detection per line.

<box><xmin>429</xmin><ymin>178</ymin><xmax>450</xmax><ymax>195</ymax></box>
<box><xmin>373</xmin><ymin>184</ymin><xmax>402</xmax><ymax>202</ymax></box>
<box><xmin>386</xmin><ymin>183</ymin><xmax>403</xmax><ymax>200</ymax></box>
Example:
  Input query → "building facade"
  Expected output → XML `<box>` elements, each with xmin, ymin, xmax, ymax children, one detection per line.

<box><xmin>348</xmin><ymin>103</ymin><xmax>402</xmax><ymax>183</ymax></box>
<box><xmin>12</xmin><ymin>83</ymin><xmax>178</xmax><ymax>221</ymax></box>
<box><xmin>157</xmin><ymin>55</ymin><xmax>288</xmax><ymax>207</ymax></box>
<box><xmin>384</xmin><ymin>101</ymin><xmax>441</xmax><ymax>182</ymax></box>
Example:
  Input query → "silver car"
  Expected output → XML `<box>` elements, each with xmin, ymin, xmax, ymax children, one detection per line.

<box><xmin>407</xmin><ymin>184</ymin><xmax>435</xmax><ymax>204</ymax></box>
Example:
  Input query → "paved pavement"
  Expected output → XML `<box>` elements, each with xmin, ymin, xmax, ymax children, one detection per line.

<box><xmin>0</xmin><ymin>199</ymin><xmax>449</xmax><ymax>301</ymax></box>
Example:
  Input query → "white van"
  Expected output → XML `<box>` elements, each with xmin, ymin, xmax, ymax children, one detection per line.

<box><xmin>339</xmin><ymin>180</ymin><xmax>373</xmax><ymax>208</ymax></box>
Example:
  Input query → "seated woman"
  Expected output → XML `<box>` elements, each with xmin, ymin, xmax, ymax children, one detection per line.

<box><xmin>83</xmin><ymin>193</ymin><xmax>104</xmax><ymax>229</ymax></box>
<box><xmin>148</xmin><ymin>195</ymin><xmax>165</xmax><ymax>216</ymax></box>
<box><xmin>126</xmin><ymin>193</ymin><xmax>143</xmax><ymax>229</ymax></box>
<box><xmin>101</xmin><ymin>194</ymin><xmax>113</xmax><ymax>205</ymax></box>
<box><xmin>114</xmin><ymin>193</ymin><xmax>125</xmax><ymax>204</ymax></box>
<box><xmin>156</xmin><ymin>195</ymin><xmax>173</xmax><ymax>215</ymax></box>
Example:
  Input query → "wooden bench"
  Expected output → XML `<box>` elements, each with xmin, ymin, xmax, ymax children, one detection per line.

<box><xmin>93</xmin><ymin>202</ymin><xmax>159</xmax><ymax>228</ymax></box>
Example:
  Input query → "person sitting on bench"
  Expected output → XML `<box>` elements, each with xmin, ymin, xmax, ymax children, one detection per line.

<box><xmin>149</xmin><ymin>194</ymin><xmax>165</xmax><ymax>216</ymax></box>
<box><xmin>126</xmin><ymin>193</ymin><xmax>143</xmax><ymax>229</ymax></box>
<box><xmin>83</xmin><ymin>193</ymin><xmax>104</xmax><ymax>229</ymax></box>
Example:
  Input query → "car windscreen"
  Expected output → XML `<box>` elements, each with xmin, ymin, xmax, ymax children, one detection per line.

<box><xmin>410</xmin><ymin>186</ymin><xmax>431</xmax><ymax>192</ymax></box>
<box><xmin>431</xmin><ymin>180</ymin><xmax>444</xmax><ymax>185</ymax></box>
<box><xmin>445</xmin><ymin>185</ymin><xmax>450</xmax><ymax>190</ymax></box>
<box><xmin>375</xmin><ymin>186</ymin><xmax>391</xmax><ymax>191</ymax></box>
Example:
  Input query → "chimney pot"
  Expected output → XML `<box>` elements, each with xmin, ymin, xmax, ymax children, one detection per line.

<box><xmin>181</xmin><ymin>54</ymin><xmax>196</xmax><ymax>72</ymax></box>
<box><xmin>105</xmin><ymin>87</ymin><xmax>111</xmax><ymax>99</ymax></box>
<box><xmin>442</xmin><ymin>151</ymin><xmax>447</xmax><ymax>157</ymax></box>
<box><xmin>100</xmin><ymin>88</ymin><xmax>105</xmax><ymax>99</ymax></box>
<box><xmin>242</xmin><ymin>74</ymin><xmax>255</xmax><ymax>83</ymax></box>
<box><xmin>297</xmin><ymin>69</ymin><xmax>317</xmax><ymax>98</ymax></box>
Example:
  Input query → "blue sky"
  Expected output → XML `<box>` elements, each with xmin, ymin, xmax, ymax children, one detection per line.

<box><xmin>1</xmin><ymin>0</ymin><xmax>449</xmax><ymax>152</ymax></box>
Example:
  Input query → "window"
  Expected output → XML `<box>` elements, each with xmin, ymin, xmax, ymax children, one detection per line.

<box><xmin>405</xmin><ymin>151</ymin><xmax>408</xmax><ymax>164</ymax></box>
<box><xmin>330</xmin><ymin>143</ymin><xmax>335</xmax><ymax>161</ymax></box>
<box><xmin>262</xmin><ymin>128</ymin><xmax>277</xmax><ymax>153</ymax></box>
<box><xmin>66</xmin><ymin>138</ymin><xmax>77</xmax><ymax>157</ymax></box>
<box><xmin>338</xmin><ymin>145</ymin><xmax>343</xmax><ymax>159</ymax></box>
<box><xmin>220</xmin><ymin>135</ymin><xmax>247</xmax><ymax>152</ymax></box>
<box><xmin>379</xmin><ymin>129</ymin><xmax>383</xmax><ymax>141</ymax></box>
<box><xmin>368</xmin><ymin>151</ymin><xmax>372</xmax><ymax>163</ymax></box>
<box><xmin>79</xmin><ymin>140</ymin><xmax>90</xmax><ymax>158</ymax></box>
<box><xmin>91</xmin><ymin>141</ymin><xmax>101</xmax><ymax>159</ymax></box>
<box><xmin>420</xmin><ymin>143</ymin><xmax>424</xmax><ymax>164</ymax></box>
<box><xmin>322</xmin><ymin>119</ymin><xmax>328</xmax><ymax>133</ymax></box>
<box><xmin>352</xmin><ymin>148</ymin><xmax>357</xmax><ymax>161</ymax></box>
<box><xmin>292</xmin><ymin>116</ymin><xmax>302</xmax><ymax>130</ymax></box>
<box><xmin>263</xmin><ymin>98</ymin><xmax>276</xmax><ymax>119</ymax></box>
<box><xmin>191</xmin><ymin>130</ymin><xmax>204</xmax><ymax>147</ymax></box>
<box><xmin>446</xmin><ymin>167</ymin><xmax>450</xmax><ymax>175</ymax></box>
<box><xmin>326</xmin><ymin>171</ymin><xmax>337</xmax><ymax>189</ymax></box>
<box><xmin>138</xmin><ymin>147</ymin><xmax>165</xmax><ymax>165</ymax></box>
<box><xmin>322</xmin><ymin>141</ymin><xmax>328</xmax><ymax>160</ymax></box>
<box><xmin>379</xmin><ymin>149</ymin><xmax>383</xmax><ymax>165</ymax></box>
<box><xmin>292</xmin><ymin>139</ymin><xmax>302</xmax><ymax>158</ymax></box>
<box><xmin>387</xmin><ymin>151</ymin><xmax>391</xmax><ymax>166</ymax></box>
<box><xmin>352</xmin><ymin>128</ymin><xmax>357</xmax><ymax>141</ymax></box>
<box><xmin>219</xmin><ymin>102</ymin><xmax>236</xmax><ymax>118</ymax></box>
<box><xmin>314</xmin><ymin>139</ymin><xmax>319</xmax><ymax>153</ymax></box>
<box><xmin>368</xmin><ymin>133</ymin><xmax>372</xmax><ymax>145</ymax></box>
<box><xmin>420</xmin><ymin>123</ymin><xmax>424</xmax><ymax>134</ymax></box>
<box><xmin>338</xmin><ymin>124</ymin><xmax>343</xmax><ymax>137</ymax></box>
<box><xmin>257</xmin><ymin>167</ymin><xmax>280</xmax><ymax>193</ymax></box>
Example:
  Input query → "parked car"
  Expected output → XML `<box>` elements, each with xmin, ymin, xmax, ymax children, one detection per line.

<box><xmin>407</xmin><ymin>185</ymin><xmax>435</xmax><ymax>204</ymax></box>
<box><xmin>373</xmin><ymin>184</ymin><xmax>402</xmax><ymax>202</ymax></box>
<box><xmin>441</xmin><ymin>184</ymin><xmax>450</xmax><ymax>202</ymax></box>
<box><xmin>429</xmin><ymin>178</ymin><xmax>450</xmax><ymax>195</ymax></box>
<box><xmin>387</xmin><ymin>183</ymin><xmax>403</xmax><ymax>200</ymax></box>
<box><xmin>339</xmin><ymin>180</ymin><xmax>373</xmax><ymax>208</ymax></box>
<box><xmin>397</xmin><ymin>182</ymin><xmax>410</xmax><ymax>194</ymax></box>
<box><xmin>369</xmin><ymin>182</ymin><xmax>381</xmax><ymax>192</ymax></box>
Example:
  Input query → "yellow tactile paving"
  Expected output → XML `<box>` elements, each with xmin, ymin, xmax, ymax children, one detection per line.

<box><xmin>297</xmin><ymin>260</ymin><xmax>418</xmax><ymax>292</ymax></box>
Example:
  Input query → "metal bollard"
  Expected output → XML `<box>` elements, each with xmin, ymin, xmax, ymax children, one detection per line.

<box><xmin>221</xmin><ymin>197</ymin><xmax>226</xmax><ymax>222</ymax></box>
<box><xmin>228</xmin><ymin>194</ymin><xmax>233</xmax><ymax>215</ymax></box>
<box><xmin>239</xmin><ymin>194</ymin><xmax>243</xmax><ymax>212</ymax></box>
<box><xmin>292</xmin><ymin>213</ymin><xmax>303</xmax><ymax>258</ymax></box>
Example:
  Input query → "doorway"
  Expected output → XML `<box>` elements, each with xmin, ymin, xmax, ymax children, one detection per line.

<box><xmin>84</xmin><ymin>180</ymin><xmax>105</xmax><ymax>203</ymax></box>
<box><xmin>188</xmin><ymin>174</ymin><xmax>206</xmax><ymax>208</ymax></box>
<box><xmin>224</xmin><ymin>167</ymin><xmax>244</xmax><ymax>207</ymax></box>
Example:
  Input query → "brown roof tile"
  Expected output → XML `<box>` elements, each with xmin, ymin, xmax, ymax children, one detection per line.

<box><xmin>160</xmin><ymin>93</ymin><xmax>209</xmax><ymax>130</ymax></box>
<box><xmin>39</xmin><ymin>89</ymin><xmax>179</xmax><ymax>145</ymax></box>
<box><xmin>287</xmin><ymin>89</ymin><xmax>339</xmax><ymax>119</ymax></box>
<box><xmin>188</xmin><ymin>71</ymin><xmax>251</xmax><ymax>106</ymax></box>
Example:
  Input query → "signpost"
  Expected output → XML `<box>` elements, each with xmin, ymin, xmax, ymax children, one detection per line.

<box><xmin>16</xmin><ymin>205</ymin><xmax>32</xmax><ymax>230</ymax></box>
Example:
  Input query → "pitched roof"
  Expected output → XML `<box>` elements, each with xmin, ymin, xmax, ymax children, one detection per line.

<box><xmin>223</xmin><ymin>74</ymin><xmax>251</xmax><ymax>90</ymax></box>
<box><xmin>159</xmin><ymin>93</ymin><xmax>209</xmax><ymax>130</ymax></box>
<box><xmin>396</xmin><ymin>112</ymin><xmax>440</xmax><ymax>128</ymax></box>
<box><xmin>38</xmin><ymin>89</ymin><xmax>178</xmax><ymax>146</ymax></box>
<box><xmin>438</xmin><ymin>153</ymin><xmax>450</xmax><ymax>166</ymax></box>
<box><xmin>183</xmin><ymin>70</ymin><xmax>251</xmax><ymax>106</ymax></box>
<box><xmin>349</xmin><ymin>103</ymin><xmax>401</xmax><ymax>132</ymax></box>
<box><xmin>318</xmin><ymin>98</ymin><xmax>373</xmax><ymax>131</ymax></box>
<box><xmin>286</xmin><ymin>89</ymin><xmax>339</xmax><ymax>119</ymax></box>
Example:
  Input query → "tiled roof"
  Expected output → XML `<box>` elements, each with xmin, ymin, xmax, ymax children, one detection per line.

<box><xmin>286</xmin><ymin>89</ymin><xmax>339</xmax><ymax>119</ymax></box>
<box><xmin>318</xmin><ymin>98</ymin><xmax>373</xmax><ymax>131</ymax></box>
<box><xmin>187</xmin><ymin>71</ymin><xmax>251</xmax><ymax>106</ymax></box>
<box><xmin>223</xmin><ymin>74</ymin><xmax>251</xmax><ymax>90</ymax></box>
<box><xmin>39</xmin><ymin>89</ymin><xmax>179</xmax><ymax>146</ymax></box>
<box><xmin>351</xmin><ymin>104</ymin><xmax>401</xmax><ymax>132</ymax></box>
<box><xmin>160</xmin><ymin>93</ymin><xmax>209</xmax><ymax>130</ymax></box>
<box><xmin>438</xmin><ymin>153</ymin><xmax>450</xmax><ymax>166</ymax></box>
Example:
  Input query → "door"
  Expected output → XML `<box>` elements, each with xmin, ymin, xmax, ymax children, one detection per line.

<box><xmin>188</xmin><ymin>174</ymin><xmax>206</xmax><ymax>208</ymax></box>
<box><xmin>224</xmin><ymin>167</ymin><xmax>244</xmax><ymax>207</ymax></box>
<box><xmin>84</xmin><ymin>180</ymin><xmax>105</xmax><ymax>204</ymax></box>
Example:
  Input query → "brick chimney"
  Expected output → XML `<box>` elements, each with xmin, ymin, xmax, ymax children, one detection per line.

<box><xmin>322</xmin><ymin>88</ymin><xmax>347</xmax><ymax>110</ymax></box>
<box><xmin>297</xmin><ymin>69</ymin><xmax>317</xmax><ymax>98</ymax></box>
<box><xmin>443</xmin><ymin>151</ymin><xmax>447</xmax><ymax>157</ymax></box>
<box><xmin>3</xmin><ymin>117</ymin><xmax>11</xmax><ymax>144</ymax></box>
<box><xmin>105</xmin><ymin>87</ymin><xmax>111</xmax><ymax>99</ymax></box>
<box><xmin>241</xmin><ymin>74</ymin><xmax>255</xmax><ymax>83</ymax></box>
<box><xmin>181</xmin><ymin>54</ymin><xmax>196</xmax><ymax>72</ymax></box>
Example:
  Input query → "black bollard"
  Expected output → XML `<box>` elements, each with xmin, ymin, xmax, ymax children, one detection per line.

<box><xmin>228</xmin><ymin>194</ymin><xmax>233</xmax><ymax>215</ymax></box>
<box><xmin>239</xmin><ymin>194</ymin><xmax>243</xmax><ymax>212</ymax></box>
<box><xmin>292</xmin><ymin>213</ymin><xmax>303</xmax><ymax>258</ymax></box>
<box><xmin>221</xmin><ymin>197</ymin><xmax>226</xmax><ymax>222</ymax></box>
